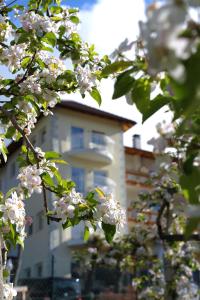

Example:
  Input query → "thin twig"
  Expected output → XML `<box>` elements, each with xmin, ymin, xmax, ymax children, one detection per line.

<box><xmin>156</xmin><ymin>201</ymin><xmax>166</xmax><ymax>240</ymax></box>
<box><xmin>0</xmin><ymin>0</ymin><xmax>18</xmax><ymax>13</ymax></box>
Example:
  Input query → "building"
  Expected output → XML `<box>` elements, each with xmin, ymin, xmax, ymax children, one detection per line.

<box><xmin>0</xmin><ymin>100</ymin><xmax>155</xmax><ymax>280</ymax></box>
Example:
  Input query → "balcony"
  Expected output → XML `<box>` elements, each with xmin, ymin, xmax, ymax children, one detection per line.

<box><xmin>67</xmin><ymin>131</ymin><xmax>114</xmax><ymax>165</ymax></box>
<box><xmin>126</xmin><ymin>170</ymin><xmax>151</xmax><ymax>189</ymax></box>
<box><xmin>87</xmin><ymin>172</ymin><xmax>116</xmax><ymax>194</ymax></box>
<box><xmin>67</xmin><ymin>222</ymin><xmax>85</xmax><ymax>247</ymax></box>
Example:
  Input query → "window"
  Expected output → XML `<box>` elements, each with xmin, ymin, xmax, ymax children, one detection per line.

<box><xmin>36</xmin><ymin>211</ymin><xmax>44</xmax><ymax>232</ymax></box>
<box><xmin>10</xmin><ymin>162</ymin><xmax>16</xmax><ymax>177</ymax></box>
<box><xmin>40</xmin><ymin>127</ymin><xmax>47</xmax><ymax>144</ymax></box>
<box><xmin>35</xmin><ymin>262</ymin><xmax>43</xmax><ymax>278</ymax></box>
<box><xmin>71</xmin><ymin>167</ymin><xmax>85</xmax><ymax>193</ymax></box>
<box><xmin>91</xmin><ymin>131</ymin><xmax>106</xmax><ymax>146</ymax></box>
<box><xmin>94</xmin><ymin>170</ymin><xmax>107</xmax><ymax>186</ymax></box>
<box><xmin>24</xmin><ymin>267</ymin><xmax>31</xmax><ymax>278</ymax></box>
<box><xmin>71</xmin><ymin>127</ymin><xmax>84</xmax><ymax>149</ymax></box>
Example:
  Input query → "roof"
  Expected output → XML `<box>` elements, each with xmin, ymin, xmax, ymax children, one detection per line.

<box><xmin>125</xmin><ymin>146</ymin><xmax>155</xmax><ymax>159</ymax></box>
<box><xmin>57</xmin><ymin>101</ymin><xmax>136</xmax><ymax>131</ymax></box>
<box><xmin>0</xmin><ymin>101</ymin><xmax>136</xmax><ymax>167</ymax></box>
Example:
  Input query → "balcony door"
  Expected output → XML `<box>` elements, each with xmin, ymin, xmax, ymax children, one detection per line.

<box><xmin>71</xmin><ymin>167</ymin><xmax>85</xmax><ymax>194</ymax></box>
<box><xmin>91</xmin><ymin>131</ymin><xmax>106</xmax><ymax>147</ymax></box>
<box><xmin>71</xmin><ymin>127</ymin><xmax>84</xmax><ymax>150</ymax></box>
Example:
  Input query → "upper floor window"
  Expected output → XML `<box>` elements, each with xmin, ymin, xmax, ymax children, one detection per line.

<box><xmin>91</xmin><ymin>131</ymin><xmax>106</xmax><ymax>146</ymax></box>
<box><xmin>40</xmin><ymin>127</ymin><xmax>47</xmax><ymax>144</ymax></box>
<box><xmin>10</xmin><ymin>162</ymin><xmax>16</xmax><ymax>178</ymax></box>
<box><xmin>71</xmin><ymin>127</ymin><xmax>84</xmax><ymax>150</ymax></box>
<box><xmin>35</xmin><ymin>262</ymin><xmax>43</xmax><ymax>278</ymax></box>
<box><xmin>71</xmin><ymin>167</ymin><xmax>85</xmax><ymax>193</ymax></box>
<box><xmin>36</xmin><ymin>211</ymin><xmax>44</xmax><ymax>232</ymax></box>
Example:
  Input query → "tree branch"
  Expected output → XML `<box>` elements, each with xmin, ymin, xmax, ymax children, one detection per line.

<box><xmin>0</xmin><ymin>107</ymin><xmax>50</xmax><ymax>224</ymax></box>
<box><xmin>156</xmin><ymin>199</ymin><xmax>200</xmax><ymax>242</ymax></box>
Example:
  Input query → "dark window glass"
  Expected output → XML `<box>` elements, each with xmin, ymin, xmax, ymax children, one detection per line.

<box><xmin>92</xmin><ymin>131</ymin><xmax>106</xmax><ymax>146</ymax></box>
<box><xmin>71</xmin><ymin>127</ymin><xmax>84</xmax><ymax>149</ymax></box>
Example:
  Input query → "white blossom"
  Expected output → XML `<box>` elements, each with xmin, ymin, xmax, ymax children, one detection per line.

<box><xmin>18</xmin><ymin>165</ymin><xmax>43</xmax><ymax>194</ymax></box>
<box><xmin>0</xmin><ymin>192</ymin><xmax>26</xmax><ymax>240</ymax></box>
<box><xmin>76</xmin><ymin>65</ymin><xmax>97</xmax><ymax>94</ymax></box>
<box><xmin>139</xmin><ymin>2</ymin><xmax>193</xmax><ymax>78</ymax></box>
<box><xmin>3</xmin><ymin>283</ymin><xmax>17</xmax><ymax>300</ymax></box>
<box><xmin>53</xmin><ymin>188</ymin><xmax>86</xmax><ymax>221</ymax></box>
<box><xmin>19</xmin><ymin>11</ymin><xmax>58</xmax><ymax>34</ymax></box>
<box><xmin>95</xmin><ymin>193</ymin><xmax>126</xmax><ymax>228</ymax></box>
<box><xmin>2</xmin><ymin>43</ymin><xmax>27</xmax><ymax>72</ymax></box>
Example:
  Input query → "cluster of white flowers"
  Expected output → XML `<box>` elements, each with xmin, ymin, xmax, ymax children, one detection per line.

<box><xmin>3</xmin><ymin>283</ymin><xmax>17</xmax><ymax>300</ymax></box>
<box><xmin>1</xmin><ymin>43</ymin><xmax>27</xmax><ymax>72</ymax></box>
<box><xmin>95</xmin><ymin>193</ymin><xmax>126</xmax><ymax>228</ymax></box>
<box><xmin>19</xmin><ymin>74</ymin><xmax>42</xmax><ymax>95</ymax></box>
<box><xmin>17</xmin><ymin>165</ymin><xmax>43</xmax><ymax>195</ymax></box>
<box><xmin>53</xmin><ymin>188</ymin><xmax>86</xmax><ymax>220</ymax></box>
<box><xmin>40</xmin><ymin>55</ymin><xmax>66</xmax><ymax>83</ymax></box>
<box><xmin>139</xmin><ymin>1</ymin><xmax>199</xmax><ymax>80</ymax></box>
<box><xmin>176</xmin><ymin>275</ymin><xmax>199</xmax><ymax>300</ymax></box>
<box><xmin>19</xmin><ymin>11</ymin><xmax>59</xmax><ymax>34</ymax></box>
<box><xmin>18</xmin><ymin>9</ymin><xmax>77</xmax><ymax>37</ymax></box>
<box><xmin>76</xmin><ymin>65</ymin><xmax>98</xmax><ymax>94</ymax></box>
<box><xmin>0</xmin><ymin>16</ymin><xmax>13</xmax><ymax>41</ymax></box>
<box><xmin>0</xmin><ymin>191</ymin><xmax>26</xmax><ymax>240</ymax></box>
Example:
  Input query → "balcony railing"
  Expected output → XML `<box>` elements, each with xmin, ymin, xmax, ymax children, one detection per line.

<box><xmin>87</xmin><ymin>173</ymin><xmax>116</xmax><ymax>194</ymax></box>
<box><xmin>67</xmin><ymin>132</ymin><xmax>114</xmax><ymax>164</ymax></box>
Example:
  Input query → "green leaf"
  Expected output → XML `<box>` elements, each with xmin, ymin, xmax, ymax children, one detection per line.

<box><xmin>180</xmin><ymin>167</ymin><xmax>200</xmax><ymax>204</ymax></box>
<box><xmin>45</xmin><ymin>151</ymin><xmax>61</xmax><ymax>159</ymax></box>
<box><xmin>113</xmin><ymin>73</ymin><xmax>135</xmax><ymax>99</ymax></box>
<box><xmin>21</xmin><ymin>56</ymin><xmax>31</xmax><ymax>68</ymax></box>
<box><xmin>70</xmin><ymin>16</ymin><xmax>80</xmax><ymax>24</ymax></box>
<box><xmin>42</xmin><ymin>173</ymin><xmax>55</xmax><ymax>188</ymax></box>
<box><xmin>5</xmin><ymin>126</ymin><xmax>16</xmax><ymax>139</ymax></box>
<box><xmin>1</xmin><ymin>143</ymin><xmax>8</xmax><ymax>163</ymax></box>
<box><xmin>50</xmin><ymin>6</ymin><xmax>62</xmax><ymax>14</ymax></box>
<box><xmin>142</xmin><ymin>94</ymin><xmax>171</xmax><ymax>122</ymax></box>
<box><xmin>84</xmin><ymin>226</ymin><xmax>90</xmax><ymax>241</ymax></box>
<box><xmin>102</xmin><ymin>61</ymin><xmax>133</xmax><ymax>76</ymax></box>
<box><xmin>62</xmin><ymin>219</ymin><xmax>72</xmax><ymax>229</ymax></box>
<box><xmin>90</xmin><ymin>88</ymin><xmax>102</xmax><ymax>106</ymax></box>
<box><xmin>131</xmin><ymin>78</ymin><xmax>150</xmax><ymax>112</ymax></box>
<box><xmin>42</xmin><ymin>32</ymin><xmax>57</xmax><ymax>47</ymax></box>
<box><xmin>185</xmin><ymin>217</ymin><xmax>199</xmax><ymax>238</ymax></box>
<box><xmin>102</xmin><ymin>222</ymin><xmax>116</xmax><ymax>243</ymax></box>
<box><xmin>50</xmin><ymin>159</ymin><xmax>67</xmax><ymax>164</ymax></box>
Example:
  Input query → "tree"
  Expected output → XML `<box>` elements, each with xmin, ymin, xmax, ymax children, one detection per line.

<box><xmin>75</xmin><ymin>162</ymin><xmax>200</xmax><ymax>299</ymax></box>
<box><xmin>103</xmin><ymin>0</ymin><xmax>200</xmax><ymax>240</ymax></box>
<box><xmin>0</xmin><ymin>1</ymin><xmax>126</xmax><ymax>298</ymax></box>
<box><xmin>99</xmin><ymin>2</ymin><xmax>200</xmax><ymax>298</ymax></box>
